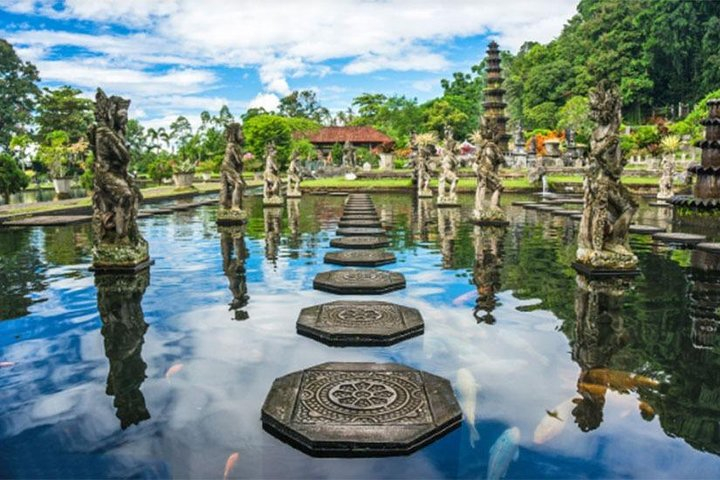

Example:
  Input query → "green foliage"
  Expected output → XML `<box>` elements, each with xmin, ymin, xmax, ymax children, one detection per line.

<box><xmin>421</xmin><ymin>98</ymin><xmax>469</xmax><ymax>137</ymax></box>
<box><xmin>291</xmin><ymin>138</ymin><xmax>316</xmax><ymax>161</ymax></box>
<box><xmin>354</xmin><ymin>147</ymin><xmax>377</xmax><ymax>167</ymax></box>
<box><xmin>79</xmin><ymin>152</ymin><xmax>94</xmax><ymax>191</ymax></box>
<box><xmin>350</xmin><ymin>94</ymin><xmax>423</xmax><ymax>146</ymax></box>
<box><xmin>556</xmin><ymin>96</ymin><xmax>592</xmax><ymax>143</ymax></box>
<box><xmin>634</xmin><ymin>125</ymin><xmax>661</xmax><ymax>150</ymax></box>
<box><xmin>279</xmin><ymin>90</ymin><xmax>329</xmax><ymax>123</ymax></box>
<box><xmin>0</xmin><ymin>39</ymin><xmax>40</xmax><ymax>148</ymax></box>
<box><xmin>671</xmin><ymin>88</ymin><xmax>720</xmax><ymax>141</ymax></box>
<box><xmin>524</xmin><ymin>101</ymin><xmax>558</xmax><ymax>130</ymax></box>
<box><xmin>36</xmin><ymin>86</ymin><xmax>94</xmax><ymax>143</ymax></box>
<box><xmin>147</xmin><ymin>153</ymin><xmax>172</xmax><ymax>184</ymax></box>
<box><xmin>37</xmin><ymin>130</ymin><xmax>71</xmax><ymax>178</ymax></box>
<box><xmin>0</xmin><ymin>152</ymin><xmax>29</xmax><ymax>203</ymax></box>
<box><xmin>243</xmin><ymin>114</ymin><xmax>292</xmax><ymax>169</ymax></box>
<box><xmin>330</xmin><ymin>143</ymin><xmax>343</xmax><ymax>164</ymax></box>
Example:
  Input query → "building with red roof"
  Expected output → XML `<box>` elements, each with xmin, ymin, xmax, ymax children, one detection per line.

<box><xmin>307</xmin><ymin>126</ymin><xmax>393</xmax><ymax>152</ymax></box>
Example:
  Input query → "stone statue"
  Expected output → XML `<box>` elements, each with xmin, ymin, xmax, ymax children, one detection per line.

<box><xmin>96</xmin><ymin>271</ymin><xmax>151</xmax><ymax>429</ymax></box>
<box><xmin>657</xmin><ymin>154</ymin><xmax>675</xmax><ymax>201</ymax></box>
<box><xmin>263</xmin><ymin>142</ymin><xmax>283</xmax><ymax>206</ymax></box>
<box><xmin>566</xmin><ymin>128</ymin><xmax>576</xmax><ymax>148</ymax></box>
<box><xmin>528</xmin><ymin>136</ymin><xmax>537</xmax><ymax>155</ymax></box>
<box><xmin>217</xmin><ymin>123</ymin><xmax>247</xmax><ymax>224</ymax></box>
<box><xmin>473</xmin><ymin>119</ymin><xmax>507</xmax><ymax>224</ymax></box>
<box><xmin>89</xmin><ymin>88</ymin><xmax>149</xmax><ymax>272</ymax></box>
<box><xmin>325</xmin><ymin>151</ymin><xmax>333</xmax><ymax>166</ymax></box>
<box><xmin>437</xmin><ymin>126</ymin><xmax>459</xmax><ymax>206</ymax></box>
<box><xmin>417</xmin><ymin>144</ymin><xmax>433</xmax><ymax>198</ymax></box>
<box><xmin>220</xmin><ymin>227</ymin><xmax>249</xmax><ymax>320</ymax></box>
<box><xmin>286</xmin><ymin>150</ymin><xmax>302</xmax><ymax>198</ymax></box>
<box><xmin>576</xmin><ymin>81</ymin><xmax>638</xmax><ymax>272</ymax></box>
<box><xmin>513</xmin><ymin>125</ymin><xmax>525</xmax><ymax>153</ymax></box>
<box><xmin>342</xmin><ymin>140</ymin><xmax>355</xmax><ymax>168</ymax></box>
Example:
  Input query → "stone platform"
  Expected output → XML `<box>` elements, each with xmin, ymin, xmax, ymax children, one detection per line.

<box><xmin>629</xmin><ymin>224</ymin><xmax>665</xmax><ymax>234</ymax></box>
<box><xmin>3</xmin><ymin>215</ymin><xmax>92</xmax><ymax>226</ymax></box>
<box><xmin>336</xmin><ymin>227</ymin><xmax>386</xmax><ymax>237</ymax></box>
<box><xmin>330</xmin><ymin>236</ymin><xmax>390</xmax><ymax>249</ymax></box>
<box><xmin>261</xmin><ymin>362</ymin><xmax>461</xmax><ymax>456</ymax></box>
<box><xmin>338</xmin><ymin>219</ymin><xmax>382</xmax><ymax>228</ymax></box>
<box><xmin>324</xmin><ymin>250</ymin><xmax>396</xmax><ymax>267</ymax></box>
<box><xmin>652</xmin><ymin>232</ymin><xmax>707</xmax><ymax>247</ymax></box>
<box><xmin>297</xmin><ymin>301</ymin><xmax>423</xmax><ymax>346</ymax></box>
<box><xmin>314</xmin><ymin>269</ymin><xmax>405</xmax><ymax>294</ymax></box>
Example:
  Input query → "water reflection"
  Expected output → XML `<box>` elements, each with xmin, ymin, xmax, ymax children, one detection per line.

<box><xmin>413</xmin><ymin>198</ymin><xmax>433</xmax><ymax>243</ymax></box>
<box><xmin>264</xmin><ymin>207</ymin><xmax>282</xmax><ymax>264</ymax></box>
<box><xmin>688</xmin><ymin>250</ymin><xmax>720</xmax><ymax>350</ymax></box>
<box><xmin>472</xmin><ymin>226</ymin><xmax>505</xmax><ymax>325</ymax></box>
<box><xmin>287</xmin><ymin>199</ymin><xmax>301</xmax><ymax>253</ymax></box>
<box><xmin>220</xmin><ymin>226</ymin><xmax>250</xmax><ymax>321</ymax></box>
<box><xmin>96</xmin><ymin>271</ymin><xmax>151</xmax><ymax>430</ymax></box>
<box><xmin>437</xmin><ymin>207</ymin><xmax>459</xmax><ymax>268</ymax></box>
<box><xmin>0</xmin><ymin>228</ymin><xmax>46</xmax><ymax>320</ymax></box>
<box><xmin>572</xmin><ymin>275</ymin><xmax>633</xmax><ymax>431</ymax></box>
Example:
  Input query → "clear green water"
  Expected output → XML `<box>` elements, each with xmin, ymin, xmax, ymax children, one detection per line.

<box><xmin>0</xmin><ymin>193</ymin><xmax>718</xmax><ymax>479</ymax></box>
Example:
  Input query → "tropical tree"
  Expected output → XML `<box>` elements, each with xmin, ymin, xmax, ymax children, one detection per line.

<box><xmin>35</xmin><ymin>86</ymin><xmax>94</xmax><ymax>143</ymax></box>
<box><xmin>0</xmin><ymin>39</ymin><xmax>40</xmax><ymax>149</ymax></box>
<box><xmin>0</xmin><ymin>152</ymin><xmax>29</xmax><ymax>203</ymax></box>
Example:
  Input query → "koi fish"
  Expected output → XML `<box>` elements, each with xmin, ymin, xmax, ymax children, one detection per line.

<box><xmin>224</xmin><ymin>452</ymin><xmax>239</xmax><ymax>480</ymax></box>
<box><xmin>487</xmin><ymin>427</ymin><xmax>520</xmax><ymax>480</ymax></box>
<box><xmin>456</xmin><ymin>368</ymin><xmax>480</xmax><ymax>446</ymax></box>
<box><xmin>452</xmin><ymin>290</ymin><xmax>477</xmax><ymax>306</ymax></box>
<box><xmin>533</xmin><ymin>399</ymin><xmax>576</xmax><ymax>444</ymax></box>
<box><xmin>165</xmin><ymin>363</ymin><xmax>184</xmax><ymax>379</ymax></box>
<box><xmin>0</xmin><ymin>362</ymin><xmax>15</xmax><ymax>368</ymax></box>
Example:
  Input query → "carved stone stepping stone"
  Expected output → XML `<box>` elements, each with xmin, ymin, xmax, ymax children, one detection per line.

<box><xmin>653</xmin><ymin>232</ymin><xmax>707</xmax><ymax>247</ymax></box>
<box><xmin>325</xmin><ymin>250</ymin><xmax>396</xmax><ymax>267</ymax></box>
<box><xmin>535</xmin><ymin>205</ymin><xmax>557</xmax><ymax>212</ymax></box>
<box><xmin>261</xmin><ymin>362</ymin><xmax>461</xmax><ymax>456</ymax></box>
<box><xmin>570</xmin><ymin>213</ymin><xmax>583</xmax><ymax>220</ymax></box>
<box><xmin>336</xmin><ymin>227</ymin><xmax>387</xmax><ymax>236</ymax></box>
<box><xmin>551</xmin><ymin>209</ymin><xmax>578</xmax><ymax>217</ymax></box>
<box><xmin>554</xmin><ymin>198</ymin><xmax>584</xmax><ymax>205</ymax></box>
<box><xmin>314</xmin><ymin>269</ymin><xmax>405</xmax><ymax>294</ymax></box>
<box><xmin>330</xmin><ymin>236</ymin><xmax>390</xmax><ymax>249</ymax></box>
<box><xmin>629</xmin><ymin>224</ymin><xmax>665</xmax><ymax>234</ymax></box>
<box><xmin>341</xmin><ymin>214</ymin><xmax>379</xmax><ymax>221</ymax></box>
<box><xmin>170</xmin><ymin>204</ymin><xmax>193</xmax><ymax>211</ymax></box>
<box><xmin>344</xmin><ymin>207</ymin><xmax>377</xmax><ymax>213</ymax></box>
<box><xmin>511</xmin><ymin>201</ymin><xmax>535</xmax><ymax>206</ymax></box>
<box><xmin>697</xmin><ymin>243</ymin><xmax>720</xmax><ymax>254</ymax></box>
<box><xmin>522</xmin><ymin>203</ymin><xmax>548</xmax><ymax>210</ymax></box>
<box><xmin>297</xmin><ymin>301</ymin><xmax>423</xmax><ymax>346</ymax></box>
<box><xmin>338</xmin><ymin>219</ymin><xmax>382</xmax><ymax>228</ymax></box>
<box><xmin>145</xmin><ymin>208</ymin><xmax>174</xmax><ymax>215</ymax></box>
<box><xmin>3</xmin><ymin>215</ymin><xmax>92</xmax><ymax>227</ymax></box>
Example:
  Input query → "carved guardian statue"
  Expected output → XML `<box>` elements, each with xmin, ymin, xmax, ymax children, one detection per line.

<box><xmin>286</xmin><ymin>151</ymin><xmax>302</xmax><ymax>198</ymax></box>
<box><xmin>576</xmin><ymin>81</ymin><xmax>638</xmax><ymax>273</ymax></box>
<box><xmin>89</xmin><ymin>88</ymin><xmax>149</xmax><ymax>272</ymax></box>
<box><xmin>473</xmin><ymin>119</ymin><xmax>507</xmax><ymax>225</ymax></box>
<box><xmin>437</xmin><ymin>126</ymin><xmax>459</xmax><ymax>206</ymax></box>
<box><xmin>217</xmin><ymin>123</ymin><xmax>247</xmax><ymax>224</ymax></box>
<box><xmin>263</xmin><ymin>142</ymin><xmax>283</xmax><ymax>206</ymax></box>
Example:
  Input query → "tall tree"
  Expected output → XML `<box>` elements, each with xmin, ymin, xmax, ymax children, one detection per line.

<box><xmin>0</xmin><ymin>39</ymin><xmax>40</xmax><ymax>149</ymax></box>
<box><xmin>36</xmin><ymin>86</ymin><xmax>94</xmax><ymax>143</ymax></box>
<box><xmin>279</xmin><ymin>90</ymin><xmax>329</xmax><ymax>123</ymax></box>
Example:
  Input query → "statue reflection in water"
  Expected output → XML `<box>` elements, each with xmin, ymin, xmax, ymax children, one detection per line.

<box><xmin>96</xmin><ymin>271</ymin><xmax>151</xmax><ymax>429</ymax></box>
<box><xmin>570</xmin><ymin>275</ymin><xmax>660</xmax><ymax>431</ymax></box>
<box><xmin>437</xmin><ymin>207</ymin><xmax>459</xmax><ymax>269</ymax></box>
<box><xmin>472</xmin><ymin>226</ymin><xmax>505</xmax><ymax>325</ymax></box>
<box><xmin>414</xmin><ymin>198</ymin><xmax>433</xmax><ymax>243</ymax></box>
<box><xmin>220</xmin><ymin>226</ymin><xmax>249</xmax><ymax>321</ymax></box>
<box><xmin>264</xmin><ymin>207</ymin><xmax>282</xmax><ymax>265</ymax></box>
<box><xmin>286</xmin><ymin>198</ymin><xmax>301</xmax><ymax>254</ymax></box>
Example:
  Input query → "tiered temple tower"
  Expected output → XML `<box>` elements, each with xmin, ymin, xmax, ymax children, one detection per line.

<box><xmin>671</xmin><ymin>99</ymin><xmax>720</xmax><ymax>226</ymax></box>
<box><xmin>483</xmin><ymin>41</ymin><xmax>510</xmax><ymax>153</ymax></box>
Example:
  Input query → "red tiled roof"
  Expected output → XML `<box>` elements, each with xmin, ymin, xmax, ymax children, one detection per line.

<box><xmin>307</xmin><ymin>126</ymin><xmax>393</xmax><ymax>144</ymax></box>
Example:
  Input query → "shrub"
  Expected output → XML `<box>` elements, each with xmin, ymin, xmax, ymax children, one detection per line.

<box><xmin>0</xmin><ymin>153</ymin><xmax>29</xmax><ymax>203</ymax></box>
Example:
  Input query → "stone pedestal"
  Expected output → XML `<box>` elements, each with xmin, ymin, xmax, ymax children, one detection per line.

<box><xmin>216</xmin><ymin>207</ymin><xmax>247</xmax><ymax>225</ymax></box>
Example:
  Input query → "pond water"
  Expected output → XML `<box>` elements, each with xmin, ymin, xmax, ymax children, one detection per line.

<box><xmin>0</xmin><ymin>193</ymin><xmax>719</xmax><ymax>479</ymax></box>
<box><xmin>1</xmin><ymin>186</ymin><xmax>88</xmax><ymax>206</ymax></box>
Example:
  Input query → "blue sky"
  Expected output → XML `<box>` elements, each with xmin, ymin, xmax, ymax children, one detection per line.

<box><xmin>1</xmin><ymin>0</ymin><xmax>577</xmax><ymax>130</ymax></box>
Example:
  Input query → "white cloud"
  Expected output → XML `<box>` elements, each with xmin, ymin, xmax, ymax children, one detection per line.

<box><xmin>411</xmin><ymin>79</ymin><xmax>438</xmax><ymax>93</ymax></box>
<box><xmin>248</xmin><ymin>93</ymin><xmax>280</xmax><ymax>112</ymax></box>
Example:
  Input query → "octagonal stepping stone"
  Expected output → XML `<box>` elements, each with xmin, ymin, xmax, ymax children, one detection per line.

<box><xmin>261</xmin><ymin>362</ymin><xmax>461</xmax><ymax>456</ymax></box>
<box><xmin>336</xmin><ymin>227</ymin><xmax>387</xmax><ymax>237</ymax></box>
<box><xmin>570</xmin><ymin>213</ymin><xmax>583</xmax><ymax>220</ymax></box>
<box><xmin>552</xmin><ymin>209</ymin><xmax>579</xmax><ymax>217</ymax></box>
<box><xmin>330</xmin><ymin>236</ymin><xmax>390</xmax><ymax>249</ymax></box>
<box><xmin>338</xmin><ymin>219</ymin><xmax>382</xmax><ymax>228</ymax></box>
<box><xmin>629</xmin><ymin>224</ymin><xmax>665</xmax><ymax>234</ymax></box>
<box><xmin>652</xmin><ymin>232</ymin><xmax>706</xmax><ymax>247</ymax></box>
<box><xmin>297</xmin><ymin>301</ymin><xmax>423</xmax><ymax>346</ymax></box>
<box><xmin>325</xmin><ymin>250</ymin><xmax>396</xmax><ymax>267</ymax></box>
<box><xmin>341</xmin><ymin>214</ymin><xmax>379</xmax><ymax>221</ymax></box>
<box><xmin>535</xmin><ymin>205</ymin><xmax>557</xmax><ymax>212</ymax></box>
<box><xmin>511</xmin><ymin>201</ymin><xmax>536</xmax><ymax>206</ymax></box>
<box><xmin>314</xmin><ymin>269</ymin><xmax>405</xmax><ymax>294</ymax></box>
<box><xmin>344</xmin><ymin>208</ymin><xmax>377</xmax><ymax>213</ymax></box>
<box><xmin>697</xmin><ymin>243</ymin><xmax>720</xmax><ymax>254</ymax></box>
<box><xmin>522</xmin><ymin>203</ymin><xmax>548</xmax><ymax>210</ymax></box>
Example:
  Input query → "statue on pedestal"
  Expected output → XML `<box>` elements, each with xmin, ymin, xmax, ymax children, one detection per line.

<box><xmin>217</xmin><ymin>123</ymin><xmax>247</xmax><ymax>224</ymax></box>
<box><xmin>89</xmin><ymin>89</ymin><xmax>150</xmax><ymax>272</ymax></box>
<box><xmin>437</xmin><ymin>126</ymin><xmax>460</xmax><ymax>207</ymax></box>
<box><xmin>473</xmin><ymin>120</ymin><xmax>508</xmax><ymax>225</ymax></box>
<box><xmin>342</xmin><ymin>140</ymin><xmax>355</xmax><ymax>168</ymax></box>
<box><xmin>575</xmin><ymin>81</ymin><xmax>638</xmax><ymax>274</ymax></box>
<box><xmin>657</xmin><ymin>155</ymin><xmax>675</xmax><ymax>201</ymax></box>
<box><xmin>286</xmin><ymin>150</ymin><xmax>302</xmax><ymax>198</ymax></box>
<box><xmin>414</xmin><ymin>132</ymin><xmax>436</xmax><ymax>198</ymax></box>
<box><xmin>263</xmin><ymin>142</ymin><xmax>283</xmax><ymax>206</ymax></box>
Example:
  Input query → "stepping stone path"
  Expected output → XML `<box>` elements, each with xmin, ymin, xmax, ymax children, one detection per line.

<box><xmin>551</xmin><ymin>209</ymin><xmax>578</xmax><ymax>217</ymax></box>
<box><xmin>314</xmin><ymin>269</ymin><xmax>406</xmax><ymax>294</ymax></box>
<box><xmin>653</xmin><ymin>232</ymin><xmax>707</xmax><ymax>247</ymax></box>
<box><xmin>264</xmin><ymin>193</ymin><xmax>459</xmax><ymax>456</ymax></box>
<box><xmin>296</xmin><ymin>301</ymin><xmax>423</xmax><ymax>346</ymax></box>
<box><xmin>629</xmin><ymin>224</ymin><xmax>665</xmax><ymax>234</ymax></box>
<box><xmin>338</xmin><ymin>219</ymin><xmax>382</xmax><ymax>228</ymax></box>
<box><xmin>324</xmin><ymin>250</ymin><xmax>396</xmax><ymax>267</ymax></box>
<box><xmin>261</xmin><ymin>362</ymin><xmax>461</xmax><ymax>456</ymax></box>
<box><xmin>336</xmin><ymin>227</ymin><xmax>387</xmax><ymax>237</ymax></box>
<box><xmin>522</xmin><ymin>203</ymin><xmax>550</xmax><ymax>210</ymax></box>
<box><xmin>697</xmin><ymin>243</ymin><xmax>720</xmax><ymax>254</ymax></box>
<box><xmin>3</xmin><ymin>215</ymin><xmax>92</xmax><ymax>227</ymax></box>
